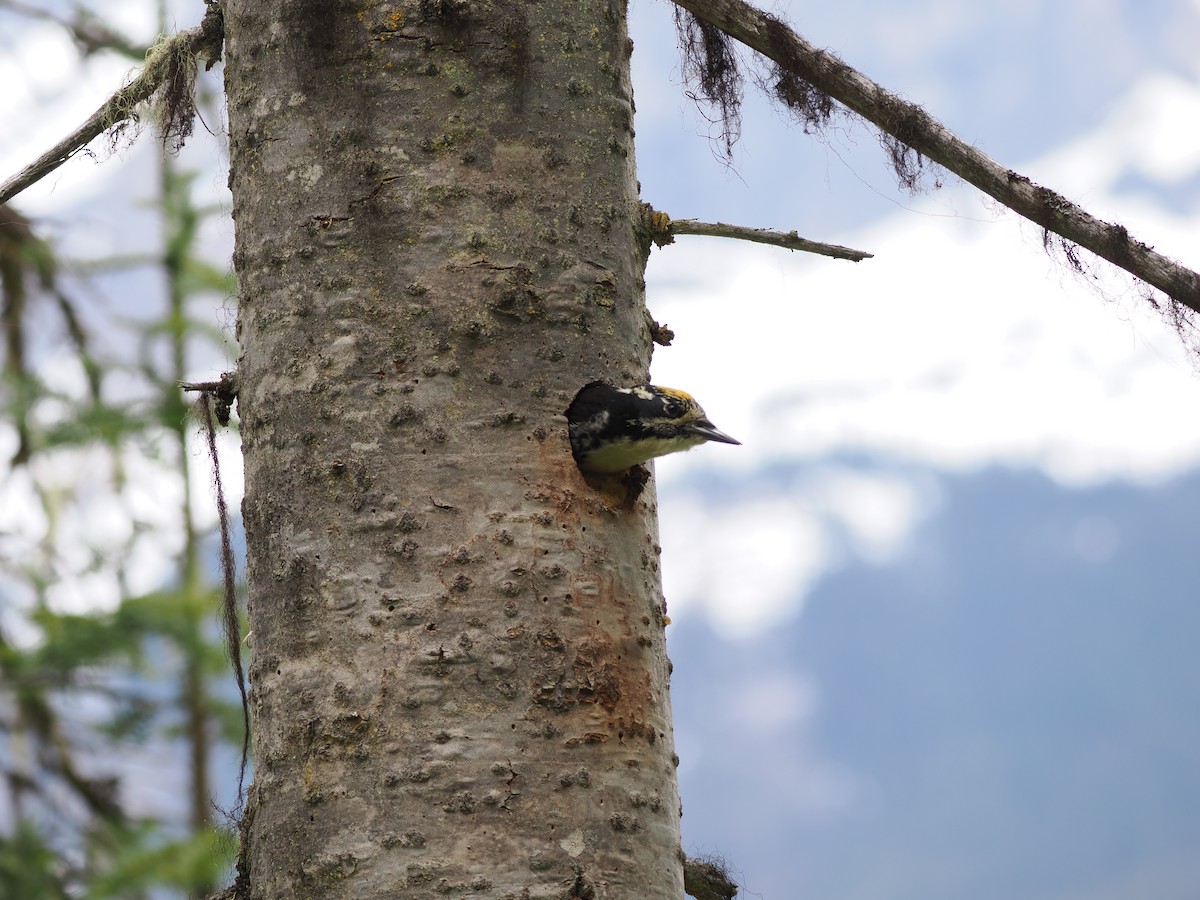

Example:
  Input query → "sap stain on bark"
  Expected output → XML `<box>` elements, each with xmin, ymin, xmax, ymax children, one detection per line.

<box><xmin>531</xmin><ymin>632</ymin><xmax>623</xmax><ymax>712</ymax></box>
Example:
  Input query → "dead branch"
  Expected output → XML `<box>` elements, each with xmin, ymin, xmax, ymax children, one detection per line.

<box><xmin>670</xmin><ymin>0</ymin><xmax>1200</xmax><ymax>314</ymax></box>
<box><xmin>670</xmin><ymin>217</ymin><xmax>872</xmax><ymax>261</ymax></box>
<box><xmin>643</xmin><ymin>205</ymin><xmax>871</xmax><ymax>260</ymax></box>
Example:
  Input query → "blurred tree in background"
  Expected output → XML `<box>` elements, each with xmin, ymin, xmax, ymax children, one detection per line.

<box><xmin>0</xmin><ymin>3</ymin><xmax>240</xmax><ymax>895</ymax></box>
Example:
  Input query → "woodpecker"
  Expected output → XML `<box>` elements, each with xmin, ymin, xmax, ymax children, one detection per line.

<box><xmin>565</xmin><ymin>381</ymin><xmax>741</xmax><ymax>473</ymax></box>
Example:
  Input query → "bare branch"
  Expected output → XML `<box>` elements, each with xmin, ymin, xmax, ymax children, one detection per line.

<box><xmin>643</xmin><ymin>205</ymin><xmax>871</xmax><ymax>260</ymax></box>
<box><xmin>670</xmin><ymin>0</ymin><xmax>1200</xmax><ymax>315</ymax></box>
<box><xmin>670</xmin><ymin>218</ymin><xmax>872</xmax><ymax>261</ymax></box>
<box><xmin>0</xmin><ymin>7</ymin><xmax>223</xmax><ymax>206</ymax></box>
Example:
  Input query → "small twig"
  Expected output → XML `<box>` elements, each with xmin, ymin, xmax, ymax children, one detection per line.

<box><xmin>0</xmin><ymin>4</ymin><xmax>223</xmax><ymax>206</ymax></box>
<box><xmin>671</xmin><ymin>217</ymin><xmax>872</xmax><ymax>261</ymax></box>
<box><xmin>182</xmin><ymin>371</ymin><xmax>238</xmax><ymax>426</ymax></box>
<box><xmin>643</xmin><ymin>204</ymin><xmax>871</xmax><ymax>261</ymax></box>
<box><xmin>180</xmin><ymin>373</ymin><xmax>236</xmax><ymax>391</ymax></box>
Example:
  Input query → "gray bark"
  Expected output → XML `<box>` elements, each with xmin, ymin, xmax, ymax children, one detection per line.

<box><xmin>224</xmin><ymin>0</ymin><xmax>683</xmax><ymax>897</ymax></box>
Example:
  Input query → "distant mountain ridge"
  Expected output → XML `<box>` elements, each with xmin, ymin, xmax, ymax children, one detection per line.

<box><xmin>670</xmin><ymin>463</ymin><xmax>1200</xmax><ymax>900</ymax></box>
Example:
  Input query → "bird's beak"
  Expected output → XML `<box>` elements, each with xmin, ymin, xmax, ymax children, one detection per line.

<box><xmin>687</xmin><ymin>421</ymin><xmax>741</xmax><ymax>446</ymax></box>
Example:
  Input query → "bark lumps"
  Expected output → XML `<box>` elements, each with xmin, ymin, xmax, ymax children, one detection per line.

<box><xmin>226</xmin><ymin>0</ymin><xmax>678</xmax><ymax>893</ymax></box>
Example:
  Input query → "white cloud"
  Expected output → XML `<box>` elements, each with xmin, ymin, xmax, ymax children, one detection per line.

<box><xmin>816</xmin><ymin>468</ymin><xmax>931</xmax><ymax>562</ymax></box>
<box><xmin>651</xmin><ymin>72</ymin><xmax>1200</xmax><ymax>634</ymax></box>
<box><xmin>661</xmin><ymin>494</ymin><xmax>830</xmax><ymax>636</ymax></box>
<box><xmin>647</xmin><ymin>76</ymin><xmax>1200</xmax><ymax>486</ymax></box>
<box><xmin>730</xmin><ymin>671</ymin><xmax>819</xmax><ymax>732</ymax></box>
<box><xmin>1037</xmin><ymin>73</ymin><xmax>1200</xmax><ymax>190</ymax></box>
<box><xmin>659</xmin><ymin>466</ymin><xmax>935</xmax><ymax>635</ymax></box>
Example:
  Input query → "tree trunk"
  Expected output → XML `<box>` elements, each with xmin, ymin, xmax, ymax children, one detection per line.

<box><xmin>223</xmin><ymin>1</ymin><xmax>682</xmax><ymax>897</ymax></box>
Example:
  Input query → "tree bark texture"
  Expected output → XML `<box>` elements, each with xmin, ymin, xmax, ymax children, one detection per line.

<box><xmin>224</xmin><ymin>1</ymin><xmax>682</xmax><ymax>897</ymax></box>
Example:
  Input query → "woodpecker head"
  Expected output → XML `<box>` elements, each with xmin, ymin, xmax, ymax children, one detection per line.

<box><xmin>565</xmin><ymin>381</ymin><xmax>741</xmax><ymax>473</ymax></box>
